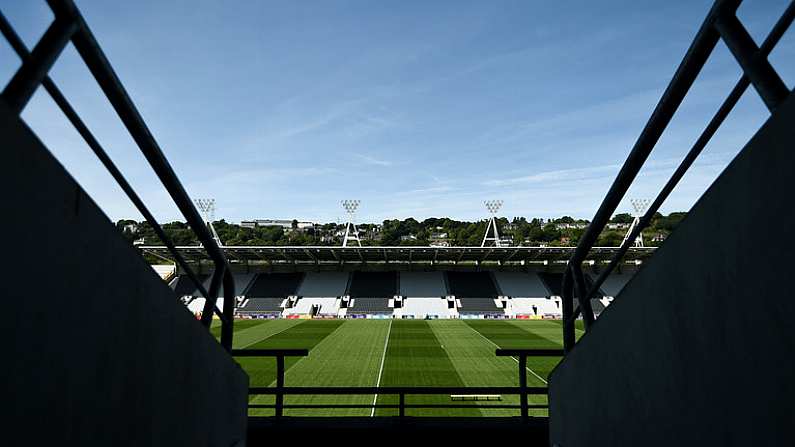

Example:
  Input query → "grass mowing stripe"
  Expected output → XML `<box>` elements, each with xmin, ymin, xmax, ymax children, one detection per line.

<box><xmin>236</xmin><ymin>319</ymin><xmax>302</xmax><ymax>349</ymax></box>
<box><xmin>429</xmin><ymin>320</ymin><xmax>522</xmax><ymax>417</ymax></box>
<box><xmin>371</xmin><ymin>319</ymin><xmax>392</xmax><ymax>417</ymax></box>
<box><xmin>245</xmin><ymin>320</ymin><xmax>345</xmax><ymax>416</ymax></box>
<box><xmin>280</xmin><ymin>320</ymin><xmax>390</xmax><ymax>416</ymax></box>
<box><xmin>376</xmin><ymin>320</ymin><xmax>479</xmax><ymax>417</ymax></box>
<box><xmin>465</xmin><ymin>320</ymin><xmax>564</xmax><ymax>385</ymax></box>
<box><xmin>463</xmin><ymin>320</ymin><xmax>548</xmax><ymax>385</ymax></box>
<box><xmin>546</xmin><ymin>319</ymin><xmax>586</xmax><ymax>340</ymax></box>
<box><xmin>464</xmin><ymin>320</ymin><xmax>559</xmax><ymax>416</ymax></box>
<box><xmin>507</xmin><ymin>319</ymin><xmax>566</xmax><ymax>347</ymax></box>
<box><xmin>210</xmin><ymin>318</ymin><xmax>268</xmax><ymax>338</ymax></box>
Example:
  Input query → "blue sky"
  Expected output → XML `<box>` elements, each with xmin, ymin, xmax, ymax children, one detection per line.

<box><xmin>1</xmin><ymin>1</ymin><xmax>793</xmax><ymax>223</ymax></box>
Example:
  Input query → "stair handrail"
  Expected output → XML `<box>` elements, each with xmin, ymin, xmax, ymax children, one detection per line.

<box><xmin>0</xmin><ymin>0</ymin><xmax>237</xmax><ymax>351</ymax></box>
<box><xmin>561</xmin><ymin>0</ymin><xmax>794</xmax><ymax>352</ymax></box>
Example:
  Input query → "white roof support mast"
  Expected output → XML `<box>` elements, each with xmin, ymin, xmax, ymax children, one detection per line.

<box><xmin>195</xmin><ymin>198</ymin><xmax>223</xmax><ymax>247</ymax></box>
<box><xmin>622</xmin><ymin>198</ymin><xmax>650</xmax><ymax>248</ymax></box>
<box><xmin>341</xmin><ymin>199</ymin><xmax>362</xmax><ymax>247</ymax></box>
<box><xmin>481</xmin><ymin>200</ymin><xmax>503</xmax><ymax>247</ymax></box>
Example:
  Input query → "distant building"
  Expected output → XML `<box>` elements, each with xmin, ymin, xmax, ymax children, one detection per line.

<box><xmin>400</xmin><ymin>234</ymin><xmax>418</xmax><ymax>242</ymax></box>
<box><xmin>499</xmin><ymin>235</ymin><xmax>514</xmax><ymax>246</ymax></box>
<box><xmin>430</xmin><ymin>232</ymin><xmax>450</xmax><ymax>247</ymax></box>
<box><xmin>240</xmin><ymin>219</ymin><xmax>314</xmax><ymax>230</ymax></box>
<box><xmin>554</xmin><ymin>222</ymin><xmax>589</xmax><ymax>230</ymax></box>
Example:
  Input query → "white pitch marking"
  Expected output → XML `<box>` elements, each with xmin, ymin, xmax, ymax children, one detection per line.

<box><xmin>371</xmin><ymin>319</ymin><xmax>393</xmax><ymax>417</ymax></box>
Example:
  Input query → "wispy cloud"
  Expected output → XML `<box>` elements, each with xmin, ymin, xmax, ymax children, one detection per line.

<box><xmin>273</xmin><ymin>99</ymin><xmax>365</xmax><ymax>139</ymax></box>
<box><xmin>397</xmin><ymin>185</ymin><xmax>456</xmax><ymax>195</ymax></box>
<box><xmin>483</xmin><ymin>152</ymin><xmax>736</xmax><ymax>188</ymax></box>
<box><xmin>352</xmin><ymin>153</ymin><xmax>393</xmax><ymax>166</ymax></box>
<box><xmin>484</xmin><ymin>163</ymin><xmax>621</xmax><ymax>187</ymax></box>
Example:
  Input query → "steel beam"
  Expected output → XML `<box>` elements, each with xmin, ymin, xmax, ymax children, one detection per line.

<box><xmin>1</xmin><ymin>16</ymin><xmax>76</xmax><ymax>114</ymax></box>
<box><xmin>714</xmin><ymin>12</ymin><xmax>789</xmax><ymax>111</ymax></box>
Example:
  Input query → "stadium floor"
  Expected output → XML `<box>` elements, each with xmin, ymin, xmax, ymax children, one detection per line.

<box><xmin>212</xmin><ymin>319</ymin><xmax>584</xmax><ymax>417</ymax></box>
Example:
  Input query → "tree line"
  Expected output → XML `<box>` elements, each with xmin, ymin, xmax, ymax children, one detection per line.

<box><xmin>117</xmin><ymin>212</ymin><xmax>687</xmax><ymax>248</ymax></box>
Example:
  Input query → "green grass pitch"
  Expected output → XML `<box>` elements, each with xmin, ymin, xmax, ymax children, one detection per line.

<box><xmin>219</xmin><ymin>318</ymin><xmax>583</xmax><ymax>417</ymax></box>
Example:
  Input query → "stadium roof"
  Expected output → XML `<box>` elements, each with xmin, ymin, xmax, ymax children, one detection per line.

<box><xmin>139</xmin><ymin>245</ymin><xmax>655</xmax><ymax>264</ymax></box>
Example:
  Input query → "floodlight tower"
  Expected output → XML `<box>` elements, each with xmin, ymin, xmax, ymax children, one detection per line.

<box><xmin>481</xmin><ymin>200</ymin><xmax>503</xmax><ymax>247</ymax></box>
<box><xmin>194</xmin><ymin>198</ymin><xmax>223</xmax><ymax>246</ymax></box>
<box><xmin>340</xmin><ymin>199</ymin><xmax>362</xmax><ymax>247</ymax></box>
<box><xmin>621</xmin><ymin>198</ymin><xmax>650</xmax><ymax>248</ymax></box>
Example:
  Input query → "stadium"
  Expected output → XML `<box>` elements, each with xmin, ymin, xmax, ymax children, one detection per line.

<box><xmin>3</xmin><ymin>0</ymin><xmax>795</xmax><ymax>445</ymax></box>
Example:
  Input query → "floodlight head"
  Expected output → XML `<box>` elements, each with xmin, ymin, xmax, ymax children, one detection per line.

<box><xmin>194</xmin><ymin>198</ymin><xmax>216</xmax><ymax>221</ymax></box>
<box><xmin>630</xmin><ymin>198</ymin><xmax>650</xmax><ymax>216</ymax></box>
<box><xmin>341</xmin><ymin>199</ymin><xmax>360</xmax><ymax>215</ymax></box>
<box><xmin>484</xmin><ymin>199</ymin><xmax>503</xmax><ymax>215</ymax></box>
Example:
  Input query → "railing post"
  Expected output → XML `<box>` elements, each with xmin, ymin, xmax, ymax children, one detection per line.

<box><xmin>399</xmin><ymin>393</ymin><xmax>405</xmax><ymax>418</ymax></box>
<box><xmin>276</xmin><ymin>355</ymin><xmax>285</xmax><ymax>418</ymax></box>
<box><xmin>220</xmin><ymin>269</ymin><xmax>236</xmax><ymax>351</ymax></box>
<box><xmin>572</xmin><ymin>265</ymin><xmax>595</xmax><ymax>330</ymax></box>
<box><xmin>561</xmin><ymin>270</ymin><xmax>576</xmax><ymax>352</ymax></box>
<box><xmin>200</xmin><ymin>265</ymin><xmax>225</xmax><ymax>327</ymax></box>
<box><xmin>518</xmin><ymin>353</ymin><xmax>528</xmax><ymax>420</ymax></box>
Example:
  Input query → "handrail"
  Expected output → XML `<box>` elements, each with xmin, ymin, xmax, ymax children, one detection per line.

<box><xmin>0</xmin><ymin>0</ymin><xmax>236</xmax><ymax>350</ymax></box>
<box><xmin>561</xmin><ymin>0</ymin><xmax>794</xmax><ymax>352</ymax></box>
<box><xmin>235</xmin><ymin>348</ymin><xmax>557</xmax><ymax>419</ymax></box>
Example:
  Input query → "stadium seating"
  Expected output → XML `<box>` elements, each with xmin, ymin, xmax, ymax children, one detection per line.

<box><xmin>509</xmin><ymin>297</ymin><xmax>562</xmax><ymax>317</ymax></box>
<box><xmin>348</xmin><ymin>297</ymin><xmax>392</xmax><ymax>314</ymax></box>
<box><xmin>245</xmin><ymin>272</ymin><xmax>304</xmax><ymax>298</ymax></box>
<box><xmin>283</xmin><ymin>297</ymin><xmax>339</xmax><ymax>317</ymax></box>
<box><xmin>297</xmin><ymin>272</ymin><xmax>349</xmax><ymax>297</ymax></box>
<box><xmin>584</xmin><ymin>274</ymin><xmax>606</xmax><ymax>296</ymax></box>
<box><xmin>186</xmin><ymin>297</ymin><xmax>225</xmax><ymax>315</ymax></box>
<box><xmin>457</xmin><ymin>297</ymin><xmax>501</xmax><ymax>314</ymax></box>
<box><xmin>400</xmin><ymin>297</ymin><xmax>452</xmax><ymax>318</ymax></box>
<box><xmin>170</xmin><ymin>274</ymin><xmax>209</xmax><ymax>297</ymax></box>
<box><xmin>232</xmin><ymin>273</ymin><xmax>257</xmax><ymax>296</ymax></box>
<box><xmin>170</xmin><ymin>272</ymin><xmax>255</xmax><ymax>304</ymax></box>
<box><xmin>238</xmin><ymin>297</ymin><xmax>284</xmax><ymax>313</ymax></box>
<box><xmin>399</xmin><ymin>272</ymin><xmax>447</xmax><ymax>297</ymax></box>
<box><xmin>599</xmin><ymin>273</ymin><xmax>632</xmax><ymax>297</ymax></box>
<box><xmin>571</xmin><ymin>298</ymin><xmax>607</xmax><ymax>315</ymax></box>
<box><xmin>538</xmin><ymin>272</ymin><xmax>564</xmax><ymax>296</ymax></box>
<box><xmin>348</xmin><ymin>271</ymin><xmax>398</xmax><ymax>297</ymax></box>
<box><xmin>494</xmin><ymin>271</ymin><xmax>549</xmax><ymax>297</ymax></box>
<box><xmin>445</xmin><ymin>271</ymin><xmax>499</xmax><ymax>297</ymax></box>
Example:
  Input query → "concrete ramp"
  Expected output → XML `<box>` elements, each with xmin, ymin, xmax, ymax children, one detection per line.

<box><xmin>549</xmin><ymin>91</ymin><xmax>795</xmax><ymax>445</ymax></box>
<box><xmin>0</xmin><ymin>102</ymin><xmax>248</xmax><ymax>444</ymax></box>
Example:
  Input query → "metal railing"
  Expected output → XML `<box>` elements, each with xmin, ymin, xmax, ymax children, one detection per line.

<box><xmin>0</xmin><ymin>0</ymin><xmax>236</xmax><ymax>350</ymax></box>
<box><xmin>234</xmin><ymin>348</ymin><xmax>562</xmax><ymax>419</ymax></box>
<box><xmin>561</xmin><ymin>0</ymin><xmax>794</xmax><ymax>352</ymax></box>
